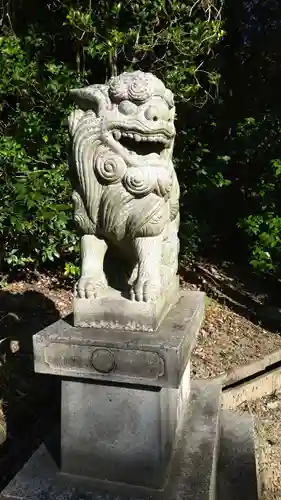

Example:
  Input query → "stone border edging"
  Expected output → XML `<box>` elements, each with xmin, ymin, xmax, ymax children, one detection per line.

<box><xmin>219</xmin><ymin>348</ymin><xmax>281</xmax><ymax>409</ymax></box>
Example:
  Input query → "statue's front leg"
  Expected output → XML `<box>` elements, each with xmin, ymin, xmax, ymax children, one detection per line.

<box><xmin>130</xmin><ymin>235</ymin><xmax>162</xmax><ymax>302</ymax></box>
<box><xmin>75</xmin><ymin>235</ymin><xmax>108</xmax><ymax>299</ymax></box>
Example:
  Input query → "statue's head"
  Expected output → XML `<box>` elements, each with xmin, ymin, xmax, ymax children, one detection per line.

<box><xmin>70</xmin><ymin>71</ymin><xmax>175</xmax><ymax>173</ymax></box>
<box><xmin>106</xmin><ymin>71</ymin><xmax>175</xmax><ymax>165</ymax></box>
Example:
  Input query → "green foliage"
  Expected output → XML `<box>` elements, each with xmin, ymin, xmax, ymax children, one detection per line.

<box><xmin>0</xmin><ymin>29</ymin><xmax>85</xmax><ymax>269</ymax></box>
<box><xmin>234</xmin><ymin>117</ymin><xmax>281</xmax><ymax>273</ymax></box>
<box><xmin>64</xmin><ymin>262</ymin><xmax>80</xmax><ymax>277</ymax></box>
<box><xmin>2</xmin><ymin>0</ymin><xmax>280</xmax><ymax>278</ymax></box>
<box><xmin>0</xmin><ymin>0</ymin><xmax>223</xmax><ymax>271</ymax></box>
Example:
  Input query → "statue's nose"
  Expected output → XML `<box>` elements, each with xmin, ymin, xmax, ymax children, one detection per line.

<box><xmin>144</xmin><ymin>105</ymin><xmax>168</xmax><ymax>122</ymax></box>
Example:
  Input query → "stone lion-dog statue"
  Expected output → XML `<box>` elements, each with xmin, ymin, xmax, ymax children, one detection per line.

<box><xmin>68</xmin><ymin>71</ymin><xmax>179</xmax><ymax>307</ymax></box>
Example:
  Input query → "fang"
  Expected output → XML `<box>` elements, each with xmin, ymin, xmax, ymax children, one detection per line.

<box><xmin>113</xmin><ymin>130</ymin><xmax>121</xmax><ymax>141</ymax></box>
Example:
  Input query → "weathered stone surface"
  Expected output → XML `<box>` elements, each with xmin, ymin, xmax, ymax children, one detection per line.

<box><xmin>73</xmin><ymin>276</ymin><xmax>179</xmax><ymax>331</ymax></box>
<box><xmin>0</xmin><ymin>380</ymin><xmax>222</xmax><ymax>500</ymax></box>
<box><xmin>217</xmin><ymin>410</ymin><xmax>260</xmax><ymax>500</ymax></box>
<box><xmin>68</xmin><ymin>71</ymin><xmax>180</xmax><ymax>328</ymax></box>
<box><xmin>60</xmin><ymin>362</ymin><xmax>190</xmax><ymax>489</ymax></box>
<box><xmin>33</xmin><ymin>291</ymin><xmax>204</xmax><ymax>388</ymax></box>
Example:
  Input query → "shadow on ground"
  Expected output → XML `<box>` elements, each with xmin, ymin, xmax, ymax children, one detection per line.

<box><xmin>180</xmin><ymin>261</ymin><xmax>281</xmax><ymax>333</ymax></box>
<box><xmin>0</xmin><ymin>289</ymin><xmax>61</xmax><ymax>350</ymax></box>
<box><xmin>0</xmin><ymin>290</ymin><xmax>61</xmax><ymax>490</ymax></box>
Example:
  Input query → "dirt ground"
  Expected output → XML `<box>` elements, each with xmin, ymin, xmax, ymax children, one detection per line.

<box><xmin>192</xmin><ymin>297</ymin><xmax>281</xmax><ymax>379</ymax></box>
<box><xmin>0</xmin><ymin>265</ymin><xmax>281</xmax><ymax>495</ymax></box>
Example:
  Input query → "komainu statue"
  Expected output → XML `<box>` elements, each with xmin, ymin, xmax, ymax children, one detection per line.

<box><xmin>68</xmin><ymin>71</ymin><xmax>179</xmax><ymax>327</ymax></box>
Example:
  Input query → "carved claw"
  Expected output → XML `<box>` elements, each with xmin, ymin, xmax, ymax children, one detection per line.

<box><xmin>74</xmin><ymin>276</ymin><xmax>108</xmax><ymax>299</ymax></box>
<box><xmin>130</xmin><ymin>277</ymin><xmax>161</xmax><ymax>302</ymax></box>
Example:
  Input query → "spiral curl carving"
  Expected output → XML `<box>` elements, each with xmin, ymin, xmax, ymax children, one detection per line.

<box><xmin>94</xmin><ymin>147</ymin><xmax>127</xmax><ymax>184</ymax></box>
<box><xmin>108</xmin><ymin>71</ymin><xmax>167</xmax><ymax>105</ymax></box>
<box><xmin>128</xmin><ymin>75</ymin><xmax>151</xmax><ymax>103</ymax></box>
<box><xmin>108</xmin><ymin>77</ymin><xmax>128</xmax><ymax>102</ymax></box>
<box><xmin>123</xmin><ymin>167</ymin><xmax>156</xmax><ymax>197</ymax></box>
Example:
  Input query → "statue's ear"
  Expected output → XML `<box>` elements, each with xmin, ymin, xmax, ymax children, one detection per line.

<box><xmin>70</xmin><ymin>85</ymin><xmax>111</xmax><ymax>115</ymax></box>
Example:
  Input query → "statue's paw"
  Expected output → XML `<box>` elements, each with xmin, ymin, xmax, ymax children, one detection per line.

<box><xmin>74</xmin><ymin>276</ymin><xmax>108</xmax><ymax>299</ymax></box>
<box><xmin>130</xmin><ymin>277</ymin><xmax>161</xmax><ymax>302</ymax></box>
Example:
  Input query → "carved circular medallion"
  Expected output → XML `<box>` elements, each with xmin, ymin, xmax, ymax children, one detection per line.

<box><xmin>91</xmin><ymin>348</ymin><xmax>115</xmax><ymax>373</ymax></box>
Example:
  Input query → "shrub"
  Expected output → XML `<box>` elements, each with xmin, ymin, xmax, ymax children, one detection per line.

<box><xmin>0</xmin><ymin>0</ymin><xmax>224</xmax><ymax>273</ymax></box>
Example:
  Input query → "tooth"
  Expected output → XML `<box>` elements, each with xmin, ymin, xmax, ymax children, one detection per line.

<box><xmin>128</xmin><ymin>133</ymin><xmax>133</xmax><ymax>139</ymax></box>
<box><xmin>113</xmin><ymin>130</ymin><xmax>121</xmax><ymax>141</ymax></box>
<box><xmin>134</xmin><ymin>134</ymin><xmax>141</xmax><ymax>142</ymax></box>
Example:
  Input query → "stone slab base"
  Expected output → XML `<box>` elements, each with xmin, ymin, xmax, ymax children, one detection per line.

<box><xmin>217</xmin><ymin>411</ymin><xmax>259</xmax><ymax>500</ymax></box>
<box><xmin>73</xmin><ymin>277</ymin><xmax>179</xmax><ymax>332</ymax></box>
<box><xmin>0</xmin><ymin>381</ymin><xmax>221</xmax><ymax>500</ymax></box>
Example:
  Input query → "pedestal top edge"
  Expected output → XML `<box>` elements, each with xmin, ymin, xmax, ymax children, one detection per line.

<box><xmin>33</xmin><ymin>291</ymin><xmax>205</xmax><ymax>348</ymax></box>
<box><xmin>32</xmin><ymin>291</ymin><xmax>204</xmax><ymax>387</ymax></box>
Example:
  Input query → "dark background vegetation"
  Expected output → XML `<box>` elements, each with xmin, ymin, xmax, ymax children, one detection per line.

<box><xmin>0</xmin><ymin>0</ymin><xmax>281</xmax><ymax>280</ymax></box>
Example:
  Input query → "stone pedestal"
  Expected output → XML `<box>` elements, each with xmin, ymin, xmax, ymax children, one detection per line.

<box><xmin>33</xmin><ymin>291</ymin><xmax>202</xmax><ymax>490</ymax></box>
<box><xmin>0</xmin><ymin>291</ymin><xmax>259</xmax><ymax>500</ymax></box>
<box><xmin>60</xmin><ymin>367</ymin><xmax>189</xmax><ymax>488</ymax></box>
<box><xmin>33</xmin><ymin>291</ymin><xmax>202</xmax><ymax>388</ymax></box>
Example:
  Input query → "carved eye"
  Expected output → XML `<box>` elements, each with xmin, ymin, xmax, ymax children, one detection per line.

<box><xmin>118</xmin><ymin>100</ymin><xmax>137</xmax><ymax>115</ymax></box>
<box><xmin>145</xmin><ymin>105</ymin><xmax>159</xmax><ymax>122</ymax></box>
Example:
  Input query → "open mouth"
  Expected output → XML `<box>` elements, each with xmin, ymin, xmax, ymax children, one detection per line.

<box><xmin>112</xmin><ymin>130</ymin><xmax>170</xmax><ymax>157</ymax></box>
